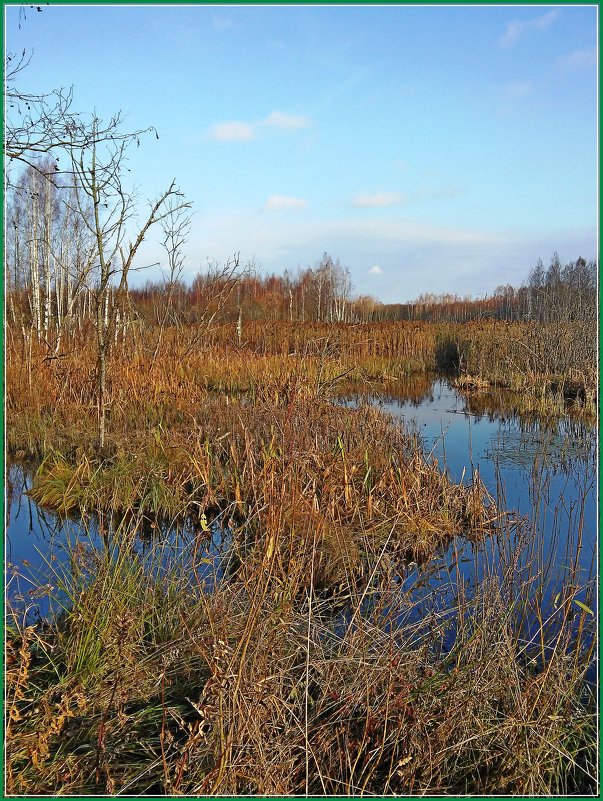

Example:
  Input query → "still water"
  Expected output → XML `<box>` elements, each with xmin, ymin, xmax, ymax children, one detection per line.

<box><xmin>6</xmin><ymin>474</ymin><xmax>235</xmax><ymax>620</ymax></box>
<box><xmin>6</xmin><ymin>377</ymin><xmax>597</xmax><ymax>646</ymax></box>
<box><xmin>344</xmin><ymin>378</ymin><xmax>597</xmax><ymax>679</ymax></box>
<box><xmin>353</xmin><ymin>379</ymin><xmax>596</xmax><ymax>577</ymax></box>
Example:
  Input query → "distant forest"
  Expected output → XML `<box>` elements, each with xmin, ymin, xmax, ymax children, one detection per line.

<box><xmin>6</xmin><ymin>161</ymin><xmax>597</xmax><ymax>333</ymax></box>
<box><xmin>132</xmin><ymin>251</ymin><xmax>598</xmax><ymax>325</ymax></box>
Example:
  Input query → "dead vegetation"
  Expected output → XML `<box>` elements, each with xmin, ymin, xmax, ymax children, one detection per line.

<box><xmin>5</xmin><ymin>320</ymin><xmax>598</xmax><ymax>796</ymax></box>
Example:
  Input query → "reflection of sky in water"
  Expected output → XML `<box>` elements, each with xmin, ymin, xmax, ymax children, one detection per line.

<box><xmin>348</xmin><ymin>380</ymin><xmax>597</xmax><ymax>647</ymax></box>
<box><xmin>6</xmin><ymin>467</ymin><xmax>233</xmax><ymax>622</ymax></box>
<box><xmin>375</xmin><ymin>381</ymin><xmax>595</xmax><ymax>520</ymax></box>
<box><xmin>351</xmin><ymin>380</ymin><xmax>597</xmax><ymax>680</ymax></box>
<box><xmin>6</xmin><ymin>378</ymin><xmax>597</xmax><ymax>678</ymax></box>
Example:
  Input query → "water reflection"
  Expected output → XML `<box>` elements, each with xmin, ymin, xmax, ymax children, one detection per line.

<box><xmin>462</xmin><ymin>383</ymin><xmax>595</xmax><ymax>428</ymax></box>
<box><xmin>348</xmin><ymin>385</ymin><xmax>594</xmax><ymax>480</ymax></box>
<box><xmin>339</xmin><ymin>377</ymin><xmax>597</xmax><ymax>653</ymax></box>
<box><xmin>340</xmin><ymin>371</ymin><xmax>436</xmax><ymax>408</ymax></box>
<box><xmin>5</xmin><ymin>375</ymin><xmax>597</xmax><ymax>680</ymax></box>
<box><xmin>6</xmin><ymin>466</ymin><xmax>234</xmax><ymax>622</ymax></box>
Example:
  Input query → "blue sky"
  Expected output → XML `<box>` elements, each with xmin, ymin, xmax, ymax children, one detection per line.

<box><xmin>5</xmin><ymin>4</ymin><xmax>598</xmax><ymax>302</ymax></box>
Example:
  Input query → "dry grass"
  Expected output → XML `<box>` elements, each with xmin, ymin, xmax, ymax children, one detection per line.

<box><xmin>6</xmin><ymin>507</ymin><xmax>596</xmax><ymax>796</ymax></box>
<box><xmin>5</xmin><ymin>320</ymin><xmax>598</xmax><ymax>796</ymax></box>
<box><xmin>7</xmin><ymin>320</ymin><xmax>595</xmax><ymax>461</ymax></box>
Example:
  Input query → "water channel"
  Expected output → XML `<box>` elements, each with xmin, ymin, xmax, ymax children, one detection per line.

<box><xmin>6</xmin><ymin>376</ymin><xmax>597</xmax><ymax>675</ymax></box>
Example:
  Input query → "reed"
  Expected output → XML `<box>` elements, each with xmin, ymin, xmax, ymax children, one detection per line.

<box><xmin>25</xmin><ymin>391</ymin><xmax>498</xmax><ymax>588</ymax></box>
<box><xmin>6</xmin><ymin>486</ymin><xmax>596</xmax><ymax>795</ymax></box>
<box><xmin>7</xmin><ymin>319</ymin><xmax>595</xmax><ymax>462</ymax></box>
<box><xmin>5</xmin><ymin>319</ymin><xmax>597</xmax><ymax>795</ymax></box>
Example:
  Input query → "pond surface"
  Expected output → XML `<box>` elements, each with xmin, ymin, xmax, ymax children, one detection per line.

<box><xmin>6</xmin><ymin>376</ymin><xmax>597</xmax><ymax>672</ymax></box>
<box><xmin>6</xmin><ymin>472</ymin><xmax>234</xmax><ymax>621</ymax></box>
<box><xmin>350</xmin><ymin>379</ymin><xmax>596</xmax><ymax>573</ymax></box>
<box><xmin>344</xmin><ymin>378</ymin><xmax>597</xmax><ymax>666</ymax></box>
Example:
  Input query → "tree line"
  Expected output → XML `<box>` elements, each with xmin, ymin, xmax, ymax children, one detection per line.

<box><xmin>6</xmin><ymin>163</ymin><xmax>597</xmax><ymax>334</ymax></box>
<box><xmin>117</xmin><ymin>252</ymin><xmax>599</xmax><ymax>326</ymax></box>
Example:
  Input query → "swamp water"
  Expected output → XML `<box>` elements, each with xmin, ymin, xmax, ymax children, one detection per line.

<box><xmin>343</xmin><ymin>379</ymin><xmax>597</xmax><ymax>674</ymax></box>
<box><xmin>6</xmin><ymin>377</ymin><xmax>597</xmax><ymax>676</ymax></box>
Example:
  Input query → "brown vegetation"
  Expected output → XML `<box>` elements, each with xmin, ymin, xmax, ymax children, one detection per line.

<box><xmin>5</xmin><ymin>42</ymin><xmax>597</xmax><ymax>795</ymax></box>
<box><xmin>6</xmin><ymin>496</ymin><xmax>596</xmax><ymax>796</ymax></box>
<box><xmin>4</xmin><ymin>315</ymin><xmax>598</xmax><ymax>796</ymax></box>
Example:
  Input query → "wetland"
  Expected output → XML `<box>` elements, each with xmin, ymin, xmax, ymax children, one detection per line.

<box><xmin>6</xmin><ymin>332</ymin><xmax>598</xmax><ymax>795</ymax></box>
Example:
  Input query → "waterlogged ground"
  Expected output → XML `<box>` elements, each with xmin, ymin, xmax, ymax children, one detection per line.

<box><xmin>6</xmin><ymin>376</ymin><xmax>597</xmax><ymax>661</ymax></box>
<box><xmin>343</xmin><ymin>380</ymin><xmax>597</xmax><ymax>669</ymax></box>
<box><xmin>350</xmin><ymin>379</ymin><xmax>596</xmax><ymax>585</ymax></box>
<box><xmin>6</xmin><ymin>478</ymin><xmax>235</xmax><ymax>620</ymax></box>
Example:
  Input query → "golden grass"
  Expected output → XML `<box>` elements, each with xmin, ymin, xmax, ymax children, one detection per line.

<box><xmin>5</xmin><ymin>319</ymin><xmax>597</xmax><ymax>795</ymax></box>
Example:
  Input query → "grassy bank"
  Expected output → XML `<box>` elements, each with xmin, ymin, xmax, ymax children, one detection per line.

<box><xmin>25</xmin><ymin>383</ymin><xmax>497</xmax><ymax>578</ymax></box>
<box><xmin>6</xmin><ymin>502</ymin><xmax>596</xmax><ymax>795</ymax></box>
<box><xmin>5</xmin><ymin>320</ymin><xmax>598</xmax><ymax>795</ymax></box>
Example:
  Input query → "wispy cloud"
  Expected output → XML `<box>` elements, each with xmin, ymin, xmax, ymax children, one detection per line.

<box><xmin>207</xmin><ymin>121</ymin><xmax>255</xmax><ymax>141</ymax></box>
<box><xmin>139</xmin><ymin>206</ymin><xmax>595</xmax><ymax>302</ymax></box>
<box><xmin>206</xmin><ymin>110</ymin><xmax>311</xmax><ymax>142</ymax></box>
<box><xmin>262</xmin><ymin>195</ymin><xmax>307</xmax><ymax>212</ymax></box>
<box><xmin>186</xmin><ymin>211</ymin><xmax>504</xmax><ymax>276</ymax></box>
<box><xmin>410</xmin><ymin>186</ymin><xmax>460</xmax><ymax>202</ymax></box>
<box><xmin>499</xmin><ymin>10</ymin><xmax>558</xmax><ymax>48</ymax></box>
<box><xmin>263</xmin><ymin>111</ymin><xmax>311</xmax><ymax>131</ymax></box>
<box><xmin>496</xmin><ymin>80</ymin><xmax>534</xmax><ymax>115</ymax></box>
<box><xmin>557</xmin><ymin>48</ymin><xmax>597</xmax><ymax>70</ymax></box>
<box><xmin>353</xmin><ymin>192</ymin><xmax>404</xmax><ymax>209</ymax></box>
<box><xmin>211</xmin><ymin>14</ymin><xmax>233</xmax><ymax>31</ymax></box>
<box><xmin>368</xmin><ymin>265</ymin><xmax>383</xmax><ymax>275</ymax></box>
<box><xmin>181</xmin><ymin>209</ymin><xmax>541</xmax><ymax>301</ymax></box>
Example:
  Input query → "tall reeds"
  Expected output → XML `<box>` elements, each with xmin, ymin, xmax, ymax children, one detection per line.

<box><xmin>5</xmin><ymin>317</ymin><xmax>597</xmax><ymax>795</ymax></box>
<box><xmin>7</xmin><ymin>319</ymin><xmax>595</xmax><ymax>462</ymax></box>
<box><xmin>6</xmin><ymin>473</ymin><xmax>596</xmax><ymax>795</ymax></box>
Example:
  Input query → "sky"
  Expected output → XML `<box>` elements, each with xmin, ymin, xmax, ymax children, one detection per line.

<box><xmin>4</xmin><ymin>3</ymin><xmax>598</xmax><ymax>302</ymax></box>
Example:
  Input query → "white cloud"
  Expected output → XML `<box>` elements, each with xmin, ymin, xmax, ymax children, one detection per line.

<box><xmin>369</xmin><ymin>265</ymin><xmax>383</xmax><ymax>275</ymax></box>
<box><xmin>557</xmin><ymin>48</ymin><xmax>597</xmax><ymax>70</ymax></box>
<box><xmin>207</xmin><ymin>121</ymin><xmax>255</xmax><ymax>141</ymax></box>
<box><xmin>191</xmin><ymin>212</ymin><xmax>503</xmax><ymax>270</ymax></box>
<box><xmin>262</xmin><ymin>195</ymin><xmax>307</xmax><ymax>212</ymax></box>
<box><xmin>212</xmin><ymin>15</ymin><xmax>233</xmax><ymax>31</ymax></box>
<box><xmin>499</xmin><ymin>10</ymin><xmax>558</xmax><ymax>48</ymax></box>
<box><xmin>134</xmin><ymin>209</ymin><xmax>596</xmax><ymax>304</ymax></box>
<box><xmin>353</xmin><ymin>192</ymin><xmax>404</xmax><ymax>208</ymax></box>
<box><xmin>263</xmin><ymin>110</ymin><xmax>311</xmax><ymax>130</ymax></box>
<box><xmin>206</xmin><ymin>110</ymin><xmax>311</xmax><ymax>142</ymax></box>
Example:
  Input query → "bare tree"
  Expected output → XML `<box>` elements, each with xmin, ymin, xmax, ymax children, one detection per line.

<box><xmin>149</xmin><ymin>199</ymin><xmax>194</xmax><ymax>368</ymax></box>
<box><xmin>5</xmin><ymin>48</ymin><xmax>158</xmax><ymax>189</ymax></box>
<box><xmin>183</xmin><ymin>254</ymin><xmax>251</xmax><ymax>356</ymax></box>
<box><xmin>68</xmin><ymin>118</ymin><xmax>191</xmax><ymax>451</ymax></box>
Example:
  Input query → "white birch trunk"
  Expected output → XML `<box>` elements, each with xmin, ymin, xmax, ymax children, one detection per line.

<box><xmin>42</xmin><ymin>189</ymin><xmax>52</xmax><ymax>337</ymax></box>
<box><xmin>29</xmin><ymin>196</ymin><xmax>41</xmax><ymax>336</ymax></box>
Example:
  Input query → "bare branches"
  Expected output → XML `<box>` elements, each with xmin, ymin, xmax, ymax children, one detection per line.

<box><xmin>5</xmin><ymin>32</ymin><xmax>192</xmax><ymax>452</ymax></box>
<box><xmin>160</xmin><ymin>199</ymin><xmax>193</xmax><ymax>280</ymax></box>
<box><xmin>5</xmin><ymin>50</ymin><xmax>157</xmax><ymax>189</ymax></box>
<box><xmin>148</xmin><ymin>201</ymin><xmax>194</xmax><ymax>368</ymax></box>
<box><xmin>65</xmin><ymin>116</ymin><xmax>191</xmax><ymax>450</ymax></box>
<box><xmin>182</xmin><ymin>254</ymin><xmax>251</xmax><ymax>356</ymax></box>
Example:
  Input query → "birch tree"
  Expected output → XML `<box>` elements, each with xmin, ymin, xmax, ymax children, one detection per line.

<box><xmin>69</xmin><ymin>118</ymin><xmax>191</xmax><ymax>451</ymax></box>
